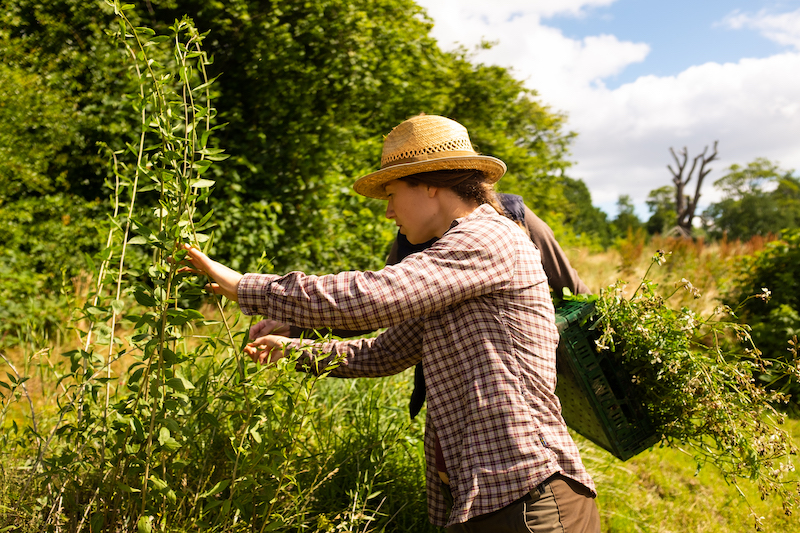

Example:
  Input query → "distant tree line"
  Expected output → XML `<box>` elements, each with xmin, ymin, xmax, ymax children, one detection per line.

<box><xmin>613</xmin><ymin>153</ymin><xmax>798</xmax><ymax>243</ymax></box>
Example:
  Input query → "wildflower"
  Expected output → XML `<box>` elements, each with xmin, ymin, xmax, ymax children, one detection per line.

<box><xmin>649</xmin><ymin>350</ymin><xmax>662</xmax><ymax>364</ymax></box>
<box><xmin>714</xmin><ymin>304</ymin><xmax>733</xmax><ymax>316</ymax></box>
<box><xmin>681</xmin><ymin>310</ymin><xmax>697</xmax><ymax>331</ymax></box>
<box><xmin>675</xmin><ymin>278</ymin><xmax>702</xmax><ymax>298</ymax></box>
<box><xmin>758</xmin><ymin>287</ymin><xmax>771</xmax><ymax>302</ymax></box>
<box><xmin>667</xmin><ymin>360</ymin><xmax>681</xmax><ymax>374</ymax></box>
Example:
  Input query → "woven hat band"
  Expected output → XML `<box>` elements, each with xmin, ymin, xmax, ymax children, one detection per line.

<box><xmin>382</xmin><ymin>150</ymin><xmax>479</xmax><ymax>169</ymax></box>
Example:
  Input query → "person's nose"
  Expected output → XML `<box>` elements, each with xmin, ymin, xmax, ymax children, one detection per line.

<box><xmin>385</xmin><ymin>199</ymin><xmax>395</xmax><ymax>220</ymax></box>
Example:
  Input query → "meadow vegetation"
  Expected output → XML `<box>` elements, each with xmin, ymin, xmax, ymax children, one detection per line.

<box><xmin>3</xmin><ymin>236</ymin><xmax>800</xmax><ymax>532</ymax></box>
<box><xmin>2</xmin><ymin>2</ymin><xmax>800</xmax><ymax>532</ymax></box>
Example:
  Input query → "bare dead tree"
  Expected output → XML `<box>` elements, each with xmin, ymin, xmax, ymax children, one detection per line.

<box><xmin>668</xmin><ymin>140</ymin><xmax>719</xmax><ymax>236</ymax></box>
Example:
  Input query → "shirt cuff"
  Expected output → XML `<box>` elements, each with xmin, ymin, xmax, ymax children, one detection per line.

<box><xmin>237</xmin><ymin>272</ymin><xmax>280</xmax><ymax>315</ymax></box>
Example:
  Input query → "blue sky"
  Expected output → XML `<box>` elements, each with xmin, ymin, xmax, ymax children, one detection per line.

<box><xmin>415</xmin><ymin>0</ymin><xmax>800</xmax><ymax>218</ymax></box>
<box><xmin>546</xmin><ymin>0</ymin><xmax>796</xmax><ymax>88</ymax></box>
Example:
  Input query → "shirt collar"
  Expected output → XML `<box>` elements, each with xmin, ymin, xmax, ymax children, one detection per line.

<box><xmin>448</xmin><ymin>203</ymin><xmax>496</xmax><ymax>231</ymax></box>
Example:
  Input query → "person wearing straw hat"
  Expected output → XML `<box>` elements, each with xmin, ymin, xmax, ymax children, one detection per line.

<box><xmin>180</xmin><ymin>114</ymin><xmax>600</xmax><ymax>531</ymax></box>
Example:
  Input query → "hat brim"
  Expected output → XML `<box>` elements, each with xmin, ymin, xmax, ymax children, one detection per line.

<box><xmin>352</xmin><ymin>155</ymin><xmax>507</xmax><ymax>200</ymax></box>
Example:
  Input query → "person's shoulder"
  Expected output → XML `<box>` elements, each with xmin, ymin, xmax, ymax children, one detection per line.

<box><xmin>456</xmin><ymin>205</ymin><xmax>528</xmax><ymax>244</ymax></box>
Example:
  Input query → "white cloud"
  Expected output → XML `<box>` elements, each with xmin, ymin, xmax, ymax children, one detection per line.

<box><xmin>415</xmin><ymin>0</ymin><xmax>800</xmax><ymax>218</ymax></box>
<box><xmin>417</xmin><ymin>2</ymin><xmax>650</xmax><ymax>108</ymax></box>
<box><xmin>571</xmin><ymin>52</ymin><xmax>800</xmax><ymax>212</ymax></box>
<box><xmin>721</xmin><ymin>8</ymin><xmax>800</xmax><ymax>50</ymax></box>
<box><xmin>419</xmin><ymin>0</ymin><xmax>617</xmax><ymax>25</ymax></box>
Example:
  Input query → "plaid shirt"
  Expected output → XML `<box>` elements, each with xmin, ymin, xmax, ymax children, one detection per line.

<box><xmin>238</xmin><ymin>204</ymin><xmax>596</xmax><ymax>527</ymax></box>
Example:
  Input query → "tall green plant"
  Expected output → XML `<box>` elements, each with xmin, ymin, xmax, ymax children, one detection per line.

<box><xmin>22</xmin><ymin>5</ymin><xmax>232</xmax><ymax>530</ymax></box>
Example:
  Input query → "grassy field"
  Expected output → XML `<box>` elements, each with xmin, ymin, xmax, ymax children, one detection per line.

<box><xmin>1</xmin><ymin>235</ymin><xmax>798</xmax><ymax>532</ymax></box>
<box><xmin>580</xmin><ymin>420</ymin><xmax>800</xmax><ymax>532</ymax></box>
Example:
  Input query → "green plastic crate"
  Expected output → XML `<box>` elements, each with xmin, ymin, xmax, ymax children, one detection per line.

<box><xmin>554</xmin><ymin>300</ymin><xmax>659</xmax><ymax>460</ymax></box>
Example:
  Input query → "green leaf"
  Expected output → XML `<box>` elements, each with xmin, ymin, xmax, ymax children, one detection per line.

<box><xmin>134</xmin><ymin>290</ymin><xmax>157</xmax><ymax>307</ymax></box>
<box><xmin>127</xmin><ymin>235</ymin><xmax>148</xmax><ymax>245</ymax></box>
<box><xmin>199</xmin><ymin>479</ymin><xmax>230</xmax><ymax>499</ymax></box>
<box><xmin>111</xmin><ymin>299</ymin><xmax>125</xmax><ymax>316</ymax></box>
<box><xmin>158</xmin><ymin>427</ymin><xmax>181</xmax><ymax>451</ymax></box>
<box><xmin>192</xmin><ymin>74</ymin><xmax>222</xmax><ymax>93</ymax></box>
<box><xmin>197</xmin><ymin>209</ymin><xmax>214</xmax><ymax>226</ymax></box>
<box><xmin>137</xmin><ymin>515</ymin><xmax>152</xmax><ymax>533</ymax></box>
<box><xmin>148</xmin><ymin>35</ymin><xmax>172</xmax><ymax>44</ymax></box>
<box><xmin>190</xmin><ymin>178</ymin><xmax>215</xmax><ymax>188</ymax></box>
<box><xmin>166</xmin><ymin>372</ymin><xmax>195</xmax><ymax>391</ymax></box>
<box><xmin>148</xmin><ymin>475</ymin><xmax>168</xmax><ymax>492</ymax></box>
<box><xmin>158</xmin><ymin>427</ymin><xmax>171</xmax><ymax>446</ymax></box>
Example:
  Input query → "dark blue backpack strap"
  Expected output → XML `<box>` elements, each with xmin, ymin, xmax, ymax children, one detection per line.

<box><xmin>497</xmin><ymin>193</ymin><xmax>526</xmax><ymax>224</ymax></box>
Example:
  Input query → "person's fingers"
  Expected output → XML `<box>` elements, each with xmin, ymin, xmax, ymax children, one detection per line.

<box><xmin>173</xmin><ymin>244</ymin><xmax>209</xmax><ymax>276</ymax></box>
<box><xmin>245</xmin><ymin>335</ymin><xmax>290</xmax><ymax>365</ymax></box>
<box><xmin>249</xmin><ymin>319</ymin><xmax>290</xmax><ymax>340</ymax></box>
<box><xmin>249</xmin><ymin>321</ymin><xmax>268</xmax><ymax>340</ymax></box>
<box><xmin>181</xmin><ymin>244</ymin><xmax>209</xmax><ymax>268</ymax></box>
<box><xmin>205</xmin><ymin>282</ymin><xmax>222</xmax><ymax>294</ymax></box>
<box><xmin>244</xmin><ymin>343</ymin><xmax>260</xmax><ymax>362</ymax></box>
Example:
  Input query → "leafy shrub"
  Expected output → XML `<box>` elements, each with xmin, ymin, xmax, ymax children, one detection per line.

<box><xmin>0</xmin><ymin>195</ymin><xmax>108</xmax><ymax>345</ymax></box>
<box><xmin>723</xmin><ymin>229</ymin><xmax>800</xmax><ymax>404</ymax></box>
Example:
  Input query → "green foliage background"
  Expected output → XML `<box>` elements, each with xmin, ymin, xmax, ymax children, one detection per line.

<box><xmin>702</xmin><ymin>158</ymin><xmax>800</xmax><ymax>241</ymax></box>
<box><xmin>0</xmin><ymin>0</ymin><xmax>600</xmax><ymax>285</ymax></box>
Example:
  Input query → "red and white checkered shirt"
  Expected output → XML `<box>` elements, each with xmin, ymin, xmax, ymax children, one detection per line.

<box><xmin>237</xmin><ymin>204</ymin><xmax>596</xmax><ymax>527</ymax></box>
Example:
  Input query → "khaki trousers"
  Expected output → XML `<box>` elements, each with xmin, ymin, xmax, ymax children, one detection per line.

<box><xmin>445</xmin><ymin>474</ymin><xmax>601</xmax><ymax>533</ymax></box>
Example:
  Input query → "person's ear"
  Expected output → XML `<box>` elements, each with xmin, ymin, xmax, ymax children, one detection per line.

<box><xmin>427</xmin><ymin>185</ymin><xmax>438</xmax><ymax>198</ymax></box>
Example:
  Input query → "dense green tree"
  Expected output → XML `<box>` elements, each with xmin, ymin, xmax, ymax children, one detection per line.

<box><xmin>645</xmin><ymin>185</ymin><xmax>677</xmax><ymax>235</ymax></box>
<box><xmin>702</xmin><ymin>158</ymin><xmax>799</xmax><ymax>240</ymax></box>
<box><xmin>0</xmin><ymin>0</ymin><xmax>586</xmax><ymax>283</ymax></box>
<box><xmin>611</xmin><ymin>194</ymin><xmax>643</xmax><ymax>238</ymax></box>
<box><xmin>555</xmin><ymin>176</ymin><xmax>612</xmax><ymax>247</ymax></box>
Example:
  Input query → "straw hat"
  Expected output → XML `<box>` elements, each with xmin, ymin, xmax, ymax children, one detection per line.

<box><xmin>353</xmin><ymin>114</ymin><xmax>507</xmax><ymax>199</ymax></box>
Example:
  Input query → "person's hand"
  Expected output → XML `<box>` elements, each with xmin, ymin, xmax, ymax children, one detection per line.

<box><xmin>249</xmin><ymin>319</ymin><xmax>291</xmax><ymax>340</ymax></box>
<box><xmin>179</xmin><ymin>243</ymin><xmax>243</xmax><ymax>302</ymax></box>
<box><xmin>244</xmin><ymin>334</ymin><xmax>293</xmax><ymax>365</ymax></box>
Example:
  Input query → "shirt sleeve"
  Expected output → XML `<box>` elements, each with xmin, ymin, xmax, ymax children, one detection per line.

<box><xmin>289</xmin><ymin>317</ymin><xmax>425</xmax><ymax>378</ymax></box>
<box><xmin>237</xmin><ymin>215</ymin><xmax>520</xmax><ymax>331</ymax></box>
<box><xmin>523</xmin><ymin>206</ymin><xmax>591</xmax><ymax>296</ymax></box>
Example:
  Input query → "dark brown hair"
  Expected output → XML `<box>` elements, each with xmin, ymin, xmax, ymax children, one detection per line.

<box><xmin>399</xmin><ymin>170</ymin><xmax>506</xmax><ymax>216</ymax></box>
